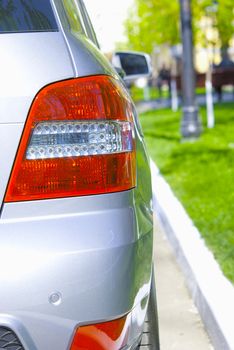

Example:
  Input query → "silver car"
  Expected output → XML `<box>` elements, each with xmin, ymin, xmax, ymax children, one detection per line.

<box><xmin>0</xmin><ymin>1</ymin><xmax>158</xmax><ymax>349</ymax></box>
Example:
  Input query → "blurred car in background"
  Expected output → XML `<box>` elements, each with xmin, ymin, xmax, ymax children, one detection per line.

<box><xmin>112</xmin><ymin>51</ymin><xmax>152</xmax><ymax>88</ymax></box>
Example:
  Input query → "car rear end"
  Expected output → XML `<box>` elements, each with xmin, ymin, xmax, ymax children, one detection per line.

<box><xmin>0</xmin><ymin>1</ymin><xmax>154</xmax><ymax>349</ymax></box>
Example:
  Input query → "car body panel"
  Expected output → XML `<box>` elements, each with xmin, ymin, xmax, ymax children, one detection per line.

<box><xmin>0</xmin><ymin>191</ymin><xmax>152</xmax><ymax>350</ymax></box>
<box><xmin>0</xmin><ymin>32</ymin><xmax>74</xmax><ymax>125</ymax></box>
<box><xmin>52</xmin><ymin>0</ymin><xmax>119</xmax><ymax>79</ymax></box>
<box><xmin>0</xmin><ymin>1</ymin><xmax>154</xmax><ymax>349</ymax></box>
<box><xmin>0</xmin><ymin>123</ymin><xmax>24</xmax><ymax>205</ymax></box>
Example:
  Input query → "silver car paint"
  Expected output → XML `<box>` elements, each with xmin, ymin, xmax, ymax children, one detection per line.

<box><xmin>0</xmin><ymin>1</ymin><xmax>153</xmax><ymax>349</ymax></box>
<box><xmin>0</xmin><ymin>32</ymin><xmax>74</xmax><ymax>125</ymax></box>
<box><xmin>52</xmin><ymin>0</ymin><xmax>119</xmax><ymax>79</ymax></box>
<box><xmin>1</xmin><ymin>192</ymin><xmax>152</xmax><ymax>349</ymax></box>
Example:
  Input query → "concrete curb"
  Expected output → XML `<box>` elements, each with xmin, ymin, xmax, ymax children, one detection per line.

<box><xmin>151</xmin><ymin>160</ymin><xmax>234</xmax><ymax>350</ymax></box>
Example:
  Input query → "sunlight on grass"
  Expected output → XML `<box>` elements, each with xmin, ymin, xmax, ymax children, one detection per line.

<box><xmin>130</xmin><ymin>86</ymin><xmax>169</xmax><ymax>101</ymax></box>
<box><xmin>140</xmin><ymin>103</ymin><xmax>234</xmax><ymax>283</ymax></box>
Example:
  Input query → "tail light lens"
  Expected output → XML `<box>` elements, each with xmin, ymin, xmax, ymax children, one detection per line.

<box><xmin>5</xmin><ymin>75</ymin><xmax>136</xmax><ymax>202</ymax></box>
<box><xmin>70</xmin><ymin>315</ymin><xmax>130</xmax><ymax>350</ymax></box>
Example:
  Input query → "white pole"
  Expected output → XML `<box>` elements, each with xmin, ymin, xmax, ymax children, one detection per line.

<box><xmin>144</xmin><ymin>84</ymin><xmax>150</xmax><ymax>101</ymax></box>
<box><xmin>205</xmin><ymin>78</ymin><xmax>215</xmax><ymax>128</ymax></box>
<box><xmin>171</xmin><ymin>79</ymin><xmax>179</xmax><ymax>112</ymax></box>
<box><xmin>205</xmin><ymin>10</ymin><xmax>215</xmax><ymax>128</ymax></box>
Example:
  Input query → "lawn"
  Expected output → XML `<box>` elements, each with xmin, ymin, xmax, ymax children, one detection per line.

<box><xmin>139</xmin><ymin>103</ymin><xmax>234</xmax><ymax>284</ymax></box>
<box><xmin>130</xmin><ymin>85</ymin><xmax>210</xmax><ymax>102</ymax></box>
<box><xmin>130</xmin><ymin>86</ymin><xmax>169</xmax><ymax>101</ymax></box>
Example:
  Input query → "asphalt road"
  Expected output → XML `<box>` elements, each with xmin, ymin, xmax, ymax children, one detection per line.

<box><xmin>153</xmin><ymin>217</ymin><xmax>214</xmax><ymax>350</ymax></box>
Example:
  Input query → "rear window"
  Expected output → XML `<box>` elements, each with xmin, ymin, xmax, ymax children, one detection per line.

<box><xmin>0</xmin><ymin>0</ymin><xmax>58</xmax><ymax>33</ymax></box>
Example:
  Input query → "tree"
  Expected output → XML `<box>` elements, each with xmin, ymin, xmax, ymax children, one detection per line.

<box><xmin>124</xmin><ymin>0</ymin><xmax>234</xmax><ymax>54</ymax></box>
<box><xmin>216</xmin><ymin>0</ymin><xmax>234</xmax><ymax>52</ymax></box>
<box><xmin>124</xmin><ymin>0</ymin><xmax>180</xmax><ymax>53</ymax></box>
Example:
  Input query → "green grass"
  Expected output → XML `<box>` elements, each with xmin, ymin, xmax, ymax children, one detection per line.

<box><xmin>140</xmin><ymin>103</ymin><xmax>234</xmax><ymax>283</ymax></box>
<box><xmin>196</xmin><ymin>87</ymin><xmax>206</xmax><ymax>95</ymax></box>
<box><xmin>130</xmin><ymin>86</ymin><xmax>169</xmax><ymax>101</ymax></box>
<box><xmin>130</xmin><ymin>86</ymin><xmax>207</xmax><ymax>102</ymax></box>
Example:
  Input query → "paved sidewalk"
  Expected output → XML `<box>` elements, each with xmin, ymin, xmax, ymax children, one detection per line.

<box><xmin>154</xmin><ymin>218</ymin><xmax>213</xmax><ymax>350</ymax></box>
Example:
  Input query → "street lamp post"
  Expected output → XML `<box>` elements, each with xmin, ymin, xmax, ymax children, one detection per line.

<box><xmin>179</xmin><ymin>0</ymin><xmax>202</xmax><ymax>138</ymax></box>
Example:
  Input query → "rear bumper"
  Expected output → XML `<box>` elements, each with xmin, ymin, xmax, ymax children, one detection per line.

<box><xmin>0</xmin><ymin>191</ymin><xmax>153</xmax><ymax>349</ymax></box>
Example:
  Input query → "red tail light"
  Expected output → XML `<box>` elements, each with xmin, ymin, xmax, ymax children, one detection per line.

<box><xmin>5</xmin><ymin>75</ymin><xmax>136</xmax><ymax>202</ymax></box>
<box><xmin>70</xmin><ymin>315</ymin><xmax>130</xmax><ymax>350</ymax></box>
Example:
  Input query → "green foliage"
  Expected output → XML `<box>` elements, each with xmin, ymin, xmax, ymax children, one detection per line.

<box><xmin>140</xmin><ymin>103</ymin><xmax>234</xmax><ymax>283</ymax></box>
<box><xmin>216</xmin><ymin>0</ymin><xmax>234</xmax><ymax>48</ymax></box>
<box><xmin>124</xmin><ymin>0</ymin><xmax>180</xmax><ymax>52</ymax></box>
<box><xmin>124</xmin><ymin>0</ymin><xmax>234</xmax><ymax>52</ymax></box>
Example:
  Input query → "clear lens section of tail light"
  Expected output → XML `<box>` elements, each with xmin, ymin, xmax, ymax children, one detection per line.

<box><xmin>26</xmin><ymin>121</ymin><xmax>133</xmax><ymax>159</ymax></box>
